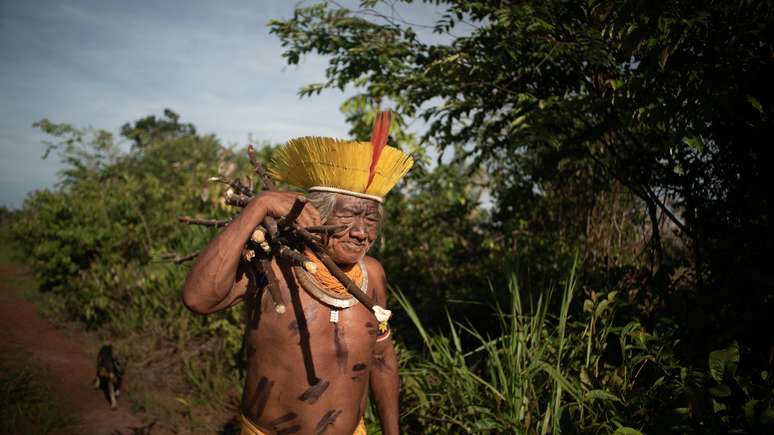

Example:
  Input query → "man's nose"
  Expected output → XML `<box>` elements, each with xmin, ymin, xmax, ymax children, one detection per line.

<box><xmin>349</xmin><ymin>222</ymin><xmax>368</xmax><ymax>240</ymax></box>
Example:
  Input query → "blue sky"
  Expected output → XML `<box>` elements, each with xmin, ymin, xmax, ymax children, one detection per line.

<box><xmin>0</xmin><ymin>0</ymin><xmax>445</xmax><ymax>208</ymax></box>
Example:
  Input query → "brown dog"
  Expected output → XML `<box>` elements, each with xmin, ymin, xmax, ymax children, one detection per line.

<box><xmin>94</xmin><ymin>344</ymin><xmax>124</xmax><ymax>409</ymax></box>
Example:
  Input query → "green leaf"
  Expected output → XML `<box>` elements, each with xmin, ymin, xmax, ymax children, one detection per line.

<box><xmin>682</xmin><ymin>136</ymin><xmax>704</xmax><ymax>152</ymax></box>
<box><xmin>746</xmin><ymin>95</ymin><xmax>764</xmax><ymax>114</ymax></box>
<box><xmin>608</xmin><ymin>79</ymin><xmax>624</xmax><ymax>90</ymax></box>
<box><xmin>612</xmin><ymin>428</ymin><xmax>643</xmax><ymax>435</ymax></box>
<box><xmin>508</xmin><ymin>115</ymin><xmax>527</xmax><ymax>131</ymax></box>
<box><xmin>472</xmin><ymin>418</ymin><xmax>499</xmax><ymax>430</ymax></box>
<box><xmin>708</xmin><ymin>342</ymin><xmax>740</xmax><ymax>382</ymax></box>
<box><xmin>659</xmin><ymin>47</ymin><xmax>670</xmax><ymax>69</ymax></box>
<box><xmin>708</xmin><ymin>384</ymin><xmax>731</xmax><ymax>398</ymax></box>
<box><xmin>586</xmin><ymin>389</ymin><xmax>622</xmax><ymax>402</ymax></box>
<box><xmin>583</xmin><ymin>299</ymin><xmax>594</xmax><ymax>313</ymax></box>
<box><xmin>595</xmin><ymin>299</ymin><xmax>610</xmax><ymax>317</ymax></box>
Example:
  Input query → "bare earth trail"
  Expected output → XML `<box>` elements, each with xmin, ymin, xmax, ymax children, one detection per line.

<box><xmin>0</xmin><ymin>263</ymin><xmax>148</xmax><ymax>435</ymax></box>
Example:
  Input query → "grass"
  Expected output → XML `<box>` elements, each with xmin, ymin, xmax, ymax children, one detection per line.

<box><xmin>0</xmin><ymin>352</ymin><xmax>79</xmax><ymax>435</ymax></box>
<box><xmin>393</xmin><ymin>259</ymin><xmax>652</xmax><ymax>434</ymax></box>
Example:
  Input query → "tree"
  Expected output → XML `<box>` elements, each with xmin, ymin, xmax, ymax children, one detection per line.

<box><xmin>120</xmin><ymin>108</ymin><xmax>197</xmax><ymax>149</ymax></box>
<box><xmin>270</xmin><ymin>0</ymin><xmax>774</xmax><ymax>351</ymax></box>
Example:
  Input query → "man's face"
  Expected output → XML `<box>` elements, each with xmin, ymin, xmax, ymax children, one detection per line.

<box><xmin>325</xmin><ymin>194</ymin><xmax>381</xmax><ymax>265</ymax></box>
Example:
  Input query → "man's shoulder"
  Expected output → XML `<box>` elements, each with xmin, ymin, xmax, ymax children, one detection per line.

<box><xmin>362</xmin><ymin>256</ymin><xmax>386</xmax><ymax>279</ymax></box>
<box><xmin>362</xmin><ymin>255</ymin><xmax>384</xmax><ymax>270</ymax></box>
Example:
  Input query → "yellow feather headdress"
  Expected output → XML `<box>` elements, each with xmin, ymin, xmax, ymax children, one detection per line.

<box><xmin>269</xmin><ymin>112</ymin><xmax>413</xmax><ymax>202</ymax></box>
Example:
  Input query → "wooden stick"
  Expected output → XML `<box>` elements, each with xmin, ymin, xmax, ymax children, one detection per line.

<box><xmin>160</xmin><ymin>251</ymin><xmax>199</xmax><ymax>264</ymax></box>
<box><xmin>226</xmin><ymin>196</ymin><xmax>250</xmax><ymax>208</ymax></box>
<box><xmin>277</xmin><ymin>245</ymin><xmax>318</xmax><ymax>273</ymax></box>
<box><xmin>209</xmin><ymin>177</ymin><xmax>254</xmax><ymax>197</ymax></box>
<box><xmin>245</xmin><ymin>146</ymin><xmax>285</xmax><ymax>312</ymax></box>
<box><xmin>251</xmin><ymin>227</ymin><xmax>271</xmax><ymax>253</ymax></box>
<box><xmin>247</xmin><ymin>144</ymin><xmax>260</xmax><ymax>168</ymax></box>
<box><xmin>314</xmin><ymin>249</ymin><xmax>377</xmax><ymax>311</ymax></box>
<box><xmin>248</xmin><ymin>144</ymin><xmax>277</xmax><ymax>191</ymax></box>
<box><xmin>305</xmin><ymin>224</ymin><xmax>347</xmax><ymax>234</ymax></box>
<box><xmin>278</xmin><ymin>196</ymin><xmax>307</xmax><ymax>228</ymax></box>
<box><xmin>177</xmin><ymin>216</ymin><xmax>231</xmax><ymax>227</ymax></box>
<box><xmin>258</xmin><ymin>258</ymin><xmax>286</xmax><ymax>314</ymax></box>
<box><xmin>262</xmin><ymin>216</ymin><xmax>279</xmax><ymax>240</ymax></box>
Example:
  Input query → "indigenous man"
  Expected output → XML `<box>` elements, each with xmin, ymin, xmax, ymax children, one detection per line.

<box><xmin>181</xmin><ymin>113</ymin><xmax>412</xmax><ymax>435</ymax></box>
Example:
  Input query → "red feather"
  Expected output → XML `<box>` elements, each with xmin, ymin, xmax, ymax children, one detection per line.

<box><xmin>366</xmin><ymin>111</ymin><xmax>391</xmax><ymax>190</ymax></box>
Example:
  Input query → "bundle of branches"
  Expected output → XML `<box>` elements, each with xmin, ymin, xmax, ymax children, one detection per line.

<box><xmin>168</xmin><ymin>145</ymin><xmax>389</xmax><ymax>322</ymax></box>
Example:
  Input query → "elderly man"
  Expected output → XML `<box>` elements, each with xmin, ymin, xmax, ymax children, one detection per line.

<box><xmin>181</xmin><ymin>113</ymin><xmax>412</xmax><ymax>435</ymax></box>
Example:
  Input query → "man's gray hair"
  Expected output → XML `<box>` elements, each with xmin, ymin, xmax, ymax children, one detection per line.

<box><xmin>307</xmin><ymin>191</ymin><xmax>338</xmax><ymax>224</ymax></box>
<box><xmin>306</xmin><ymin>191</ymin><xmax>384</xmax><ymax>225</ymax></box>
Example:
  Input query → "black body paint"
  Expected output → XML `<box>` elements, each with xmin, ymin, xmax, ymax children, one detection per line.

<box><xmin>280</xmin><ymin>262</ymin><xmax>319</xmax><ymax>386</ymax></box>
<box><xmin>288</xmin><ymin>307</ymin><xmax>318</xmax><ymax>337</ymax></box>
<box><xmin>373</xmin><ymin>354</ymin><xmax>389</xmax><ymax>371</ymax></box>
<box><xmin>334</xmin><ymin>324</ymin><xmax>349</xmax><ymax>371</ymax></box>
<box><xmin>243</xmin><ymin>266</ymin><xmax>264</xmax><ymax>330</ymax></box>
<box><xmin>365</xmin><ymin>321</ymin><xmax>377</xmax><ymax>336</ymax></box>
<box><xmin>298</xmin><ymin>379</ymin><xmax>330</xmax><ymax>404</ymax></box>
<box><xmin>314</xmin><ymin>409</ymin><xmax>343</xmax><ymax>434</ymax></box>
<box><xmin>270</xmin><ymin>412</ymin><xmax>298</xmax><ymax>426</ymax></box>
<box><xmin>248</xmin><ymin>376</ymin><xmax>274</xmax><ymax>419</ymax></box>
<box><xmin>272</xmin><ymin>413</ymin><xmax>301</xmax><ymax>434</ymax></box>
<box><xmin>351</xmin><ymin>362</ymin><xmax>368</xmax><ymax>381</ymax></box>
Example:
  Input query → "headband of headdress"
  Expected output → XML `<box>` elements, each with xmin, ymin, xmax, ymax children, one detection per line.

<box><xmin>268</xmin><ymin>111</ymin><xmax>414</xmax><ymax>203</ymax></box>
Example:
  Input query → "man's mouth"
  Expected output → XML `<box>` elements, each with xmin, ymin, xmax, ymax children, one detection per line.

<box><xmin>342</xmin><ymin>241</ymin><xmax>365</xmax><ymax>250</ymax></box>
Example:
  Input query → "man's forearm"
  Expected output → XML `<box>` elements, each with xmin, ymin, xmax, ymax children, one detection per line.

<box><xmin>370</xmin><ymin>342</ymin><xmax>400</xmax><ymax>435</ymax></box>
<box><xmin>181</xmin><ymin>198</ymin><xmax>267</xmax><ymax>313</ymax></box>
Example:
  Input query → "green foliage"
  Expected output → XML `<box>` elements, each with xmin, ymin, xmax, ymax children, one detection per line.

<box><xmin>14</xmin><ymin>111</ymin><xmax>240</xmax><ymax>327</ymax></box>
<box><xmin>10</xmin><ymin>110</ymin><xmax>252</xmax><ymax>427</ymax></box>
<box><xmin>271</xmin><ymin>2</ymin><xmax>774</xmax><ymax>431</ymax></box>
<box><xmin>271</xmin><ymin>0</ymin><xmax>774</xmax><ymax>345</ymax></box>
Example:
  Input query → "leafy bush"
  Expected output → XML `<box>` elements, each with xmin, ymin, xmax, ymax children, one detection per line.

<box><xmin>10</xmin><ymin>111</ymin><xmax>251</xmax><ymax>428</ymax></box>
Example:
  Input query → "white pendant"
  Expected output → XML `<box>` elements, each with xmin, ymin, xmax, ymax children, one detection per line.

<box><xmin>329</xmin><ymin>309</ymin><xmax>339</xmax><ymax>323</ymax></box>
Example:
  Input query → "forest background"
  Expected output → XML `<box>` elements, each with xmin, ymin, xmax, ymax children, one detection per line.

<box><xmin>3</xmin><ymin>0</ymin><xmax>773</xmax><ymax>433</ymax></box>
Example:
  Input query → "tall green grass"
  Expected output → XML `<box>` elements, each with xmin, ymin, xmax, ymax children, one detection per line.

<box><xmin>393</xmin><ymin>262</ymin><xmax>663</xmax><ymax>433</ymax></box>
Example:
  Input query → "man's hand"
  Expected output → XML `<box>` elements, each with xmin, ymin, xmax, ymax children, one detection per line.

<box><xmin>256</xmin><ymin>191</ymin><xmax>320</xmax><ymax>228</ymax></box>
<box><xmin>181</xmin><ymin>190</ymin><xmax>319</xmax><ymax>314</ymax></box>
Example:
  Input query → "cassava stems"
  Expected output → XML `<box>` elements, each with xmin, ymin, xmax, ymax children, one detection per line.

<box><xmin>177</xmin><ymin>216</ymin><xmax>231</xmax><ymax>227</ymax></box>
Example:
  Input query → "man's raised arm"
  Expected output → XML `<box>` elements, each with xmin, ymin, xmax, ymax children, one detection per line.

<box><xmin>181</xmin><ymin>191</ymin><xmax>318</xmax><ymax>314</ymax></box>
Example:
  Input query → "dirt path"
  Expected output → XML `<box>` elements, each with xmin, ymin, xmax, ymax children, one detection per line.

<box><xmin>0</xmin><ymin>263</ymin><xmax>149</xmax><ymax>435</ymax></box>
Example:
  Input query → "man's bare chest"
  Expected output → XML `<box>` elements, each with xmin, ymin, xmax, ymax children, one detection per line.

<box><xmin>240</xmin><ymin>271</ymin><xmax>378</xmax><ymax>432</ymax></box>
